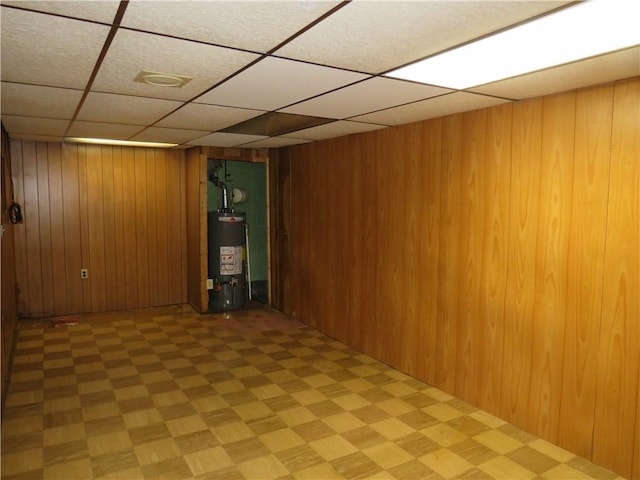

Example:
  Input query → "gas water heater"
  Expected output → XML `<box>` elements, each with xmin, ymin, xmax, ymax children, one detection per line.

<box><xmin>207</xmin><ymin>176</ymin><xmax>248</xmax><ymax>312</ymax></box>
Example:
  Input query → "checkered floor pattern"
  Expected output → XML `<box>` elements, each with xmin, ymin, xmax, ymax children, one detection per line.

<box><xmin>1</xmin><ymin>304</ymin><xmax>623</xmax><ymax>479</ymax></box>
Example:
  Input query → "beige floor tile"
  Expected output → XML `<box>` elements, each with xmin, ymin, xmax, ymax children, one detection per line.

<box><xmin>478</xmin><ymin>455</ymin><xmax>538</xmax><ymax>479</ymax></box>
<box><xmin>184</xmin><ymin>446</ymin><xmax>233</xmax><ymax>476</ymax></box>
<box><xmin>43</xmin><ymin>457</ymin><xmax>92</xmax><ymax>479</ymax></box>
<box><xmin>473</xmin><ymin>429</ymin><xmax>524</xmax><ymax>455</ymax></box>
<box><xmin>277</xmin><ymin>406</ymin><xmax>316</xmax><ymax>427</ymax></box>
<box><xmin>165</xmin><ymin>414</ymin><xmax>209</xmax><ymax>436</ymax></box>
<box><xmin>370</xmin><ymin>417</ymin><xmax>416</xmax><ymax>440</ymax></box>
<box><xmin>259</xmin><ymin>428</ymin><xmax>306</xmax><ymax>452</ymax></box>
<box><xmin>421</xmin><ymin>423</ymin><xmax>468</xmax><ymax>447</ymax></box>
<box><xmin>292</xmin><ymin>461</ymin><xmax>343</xmax><ymax>480</ymax></box>
<box><xmin>133</xmin><ymin>438</ymin><xmax>181</xmax><ymax>465</ymax></box>
<box><xmin>322</xmin><ymin>411</ymin><xmax>366</xmax><ymax>433</ymax></box>
<box><xmin>1</xmin><ymin>448</ymin><xmax>44</xmax><ymax>476</ymax></box>
<box><xmin>309</xmin><ymin>434</ymin><xmax>359</xmax><ymax>461</ymax></box>
<box><xmin>122</xmin><ymin>407</ymin><xmax>163</xmax><ymax>429</ymax></box>
<box><xmin>528</xmin><ymin>438</ymin><xmax>576</xmax><ymax>463</ymax></box>
<box><xmin>419</xmin><ymin>448</ymin><xmax>475</xmax><ymax>478</ymax></box>
<box><xmin>43</xmin><ymin>423</ymin><xmax>86</xmax><ymax>447</ymax></box>
<box><xmin>211</xmin><ymin>421</ymin><xmax>256</xmax><ymax>444</ymax></box>
<box><xmin>541</xmin><ymin>463</ymin><xmax>599</xmax><ymax>479</ymax></box>
<box><xmin>87</xmin><ymin>430</ymin><xmax>132</xmax><ymax>457</ymax></box>
<box><xmin>363</xmin><ymin>441</ymin><xmax>415</xmax><ymax>469</ymax></box>
<box><xmin>2</xmin><ymin>306</ymin><xmax>622</xmax><ymax>480</ymax></box>
<box><xmin>423</xmin><ymin>402</ymin><xmax>466</xmax><ymax>422</ymax></box>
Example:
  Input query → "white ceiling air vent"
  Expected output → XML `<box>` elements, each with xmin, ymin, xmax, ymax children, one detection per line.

<box><xmin>134</xmin><ymin>70</ymin><xmax>192</xmax><ymax>87</ymax></box>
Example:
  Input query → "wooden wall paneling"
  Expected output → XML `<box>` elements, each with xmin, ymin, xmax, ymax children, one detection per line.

<box><xmin>387</xmin><ymin>127</ymin><xmax>409</xmax><ymax>369</ymax></box>
<box><xmin>121</xmin><ymin>147</ymin><xmax>139</xmax><ymax>309</ymax></box>
<box><xmin>60</xmin><ymin>144</ymin><xmax>84</xmax><ymax>314</ymax></box>
<box><xmin>179</xmin><ymin>152</ymin><xmax>189</xmax><ymax>304</ymax></box>
<box><xmin>360</xmin><ymin>134</ymin><xmax>379</xmax><ymax>358</ymax></box>
<box><xmin>101</xmin><ymin>146</ymin><xmax>118</xmax><ymax>312</ymax></box>
<box><xmin>556</xmin><ymin>85</ymin><xmax>613</xmax><ymax>457</ymax></box>
<box><xmin>166</xmin><ymin>149</ymin><xmax>183</xmax><ymax>304</ymax></box>
<box><xmin>186</xmin><ymin>147</ymin><xmax>199</xmax><ymax>311</ymax></box>
<box><xmin>111</xmin><ymin>146</ymin><xmax>127</xmax><ymax>310</ymax></box>
<box><xmin>86</xmin><ymin>145</ymin><xmax>107</xmax><ymax>312</ymax></box>
<box><xmin>2</xmin><ymin>127</ymin><xmax>18</xmax><ymax>411</ymax></box>
<box><xmin>435</xmin><ymin>113</ymin><xmax>464</xmax><ymax>393</ymax></box>
<box><xmin>330</xmin><ymin>139</ymin><xmax>348</xmax><ymax>341</ymax></box>
<box><xmin>528</xmin><ymin>91</ymin><xmax>576</xmax><ymax>442</ymax></box>
<box><xmin>416</xmin><ymin>118</ymin><xmax>442</xmax><ymax>384</ymax></box>
<box><xmin>134</xmin><ymin>148</ymin><xmax>149</xmax><ymax>308</ymax></box>
<box><xmin>399</xmin><ymin>124</ymin><xmax>422</xmax><ymax>377</ymax></box>
<box><xmin>10</xmin><ymin>141</ymin><xmax>28</xmax><ymax>314</ymax></box>
<box><xmin>22</xmin><ymin>141</ymin><xmax>44</xmax><ymax>316</ymax></box>
<box><xmin>36</xmin><ymin>142</ymin><xmax>55</xmax><ymax>316</ymax></box>
<box><xmin>11</xmin><ymin>141</ymin><xmax>188</xmax><ymax>316</ymax></box>
<box><xmin>344</xmin><ymin>137</ymin><xmax>363</xmax><ymax>351</ymax></box>
<box><xmin>501</xmin><ymin>98</ymin><xmax>543</xmax><ymax>426</ymax></box>
<box><xmin>146</xmin><ymin>149</ymin><xmax>159</xmax><ymax>307</ymax></box>
<box><xmin>275</xmin><ymin>150</ymin><xmax>292</xmax><ymax>315</ymax></box>
<box><xmin>77</xmin><ymin>144</ymin><xmax>93</xmax><ymax>312</ymax></box>
<box><xmin>455</xmin><ymin>108</ymin><xmax>487</xmax><ymax>405</ymax></box>
<box><xmin>476</xmin><ymin>103</ymin><xmax>512</xmax><ymax>414</ymax></box>
<box><xmin>199</xmin><ymin>154</ymin><xmax>208</xmax><ymax>312</ymax></box>
<box><xmin>155</xmin><ymin>150</ymin><xmax>170</xmax><ymax>305</ymax></box>
<box><xmin>185</xmin><ymin>148</ymin><xmax>207</xmax><ymax>312</ymax></box>
<box><xmin>592</xmin><ymin>78</ymin><xmax>640</xmax><ymax>479</ymax></box>
<box><xmin>290</xmin><ymin>146</ymin><xmax>311</xmax><ymax>325</ymax></box>
<box><xmin>370</xmin><ymin>130</ymin><xmax>388</xmax><ymax>361</ymax></box>
<box><xmin>47</xmin><ymin>143</ymin><xmax>67</xmax><ymax>315</ymax></box>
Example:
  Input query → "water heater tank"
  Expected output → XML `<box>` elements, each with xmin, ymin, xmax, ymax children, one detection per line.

<box><xmin>207</xmin><ymin>211</ymin><xmax>248</xmax><ymax>312</ymax></box>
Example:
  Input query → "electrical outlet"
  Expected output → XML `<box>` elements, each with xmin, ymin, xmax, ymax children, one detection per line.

<box><xmin>81</xmin><ymin>269</ymin><xmax>88</xmax><ymax>279</ymax></box>
<box><xmin>206</xmin><ymin>279</ymin><xmax>214</xmax><ymax>289</ymax></box>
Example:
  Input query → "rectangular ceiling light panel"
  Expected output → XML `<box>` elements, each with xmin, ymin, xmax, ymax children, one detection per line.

<box><xmin>387</xmin><ymin>0</ymin><xmax>640</xmax><ymax>89</ymax></box>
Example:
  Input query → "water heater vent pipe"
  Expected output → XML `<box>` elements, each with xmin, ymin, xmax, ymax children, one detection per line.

<box><xmin>209</xmin><ymin>175</ymin><xmax>232</xmax><ymax>212</ymax></box>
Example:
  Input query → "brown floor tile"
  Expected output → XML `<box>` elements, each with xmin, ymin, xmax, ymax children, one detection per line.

<box><xmin>2</xmin><ymin>305</ymin><xmax>623</xmax><ymax>480</ymax></box>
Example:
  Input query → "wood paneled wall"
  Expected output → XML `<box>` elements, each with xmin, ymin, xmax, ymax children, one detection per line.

<box><xmin>11</xmin><ymin>142</ymin><xmax>188</xmax><ymax>317</ymax></box>
<box><xmin>272</xmin><ymin>77</ymin><xmax>639</xmax><ymax>479</ymax></box>
<box><xmin>1</xmin><ymin>125</ymin><xmax>19</xmax><ymax>413</ymax></box>
<box><xmin>185</xmin><ymin>147</ymin><xmax>208</xmax><ymax>313</ymax></box>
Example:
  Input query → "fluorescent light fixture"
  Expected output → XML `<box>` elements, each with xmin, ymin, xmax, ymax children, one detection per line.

<box><xmin>387</xmin><ymin>0</ymin><xmax>640</xmax><ymax>89</ymax></box>
<box><xmin>65</xmin><ymin>137</ymin><xmax>178</xmax><ymax>148</ymax></box>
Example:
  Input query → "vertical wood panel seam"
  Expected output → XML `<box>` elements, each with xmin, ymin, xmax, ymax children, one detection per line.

<box><xmin>589</xmin><ymin>88</ymin><xmax>616</xmax><ymax>460</ymax></box>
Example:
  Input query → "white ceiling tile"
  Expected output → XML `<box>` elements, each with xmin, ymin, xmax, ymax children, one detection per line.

<box><xmin>277</xmin><ymin>1</ymin><xmax>572</xmax><ymax>74</ymax></box>
<box><xmin>287</xmin><ymin>120</ymin><xmax>387</xmax><ymax>141</ymax></box>
<box><xmin>2</xmin><ymin>1</ymin><xmax>121</xmax><ymax>23</ymax></box>
<box><xmin>77</xmin><ymin>92</ymin><xmax>183</xmax><ymax>125</ymax></box>
<box><xmin>238</xmin><ymin>137</ymin><xmax>312</xmax><ymax>149</ymax></box>
<box><xmin>352</xmin><ymin>92</ymin><xmax>511</xmax><ymax>125</ymax></box>
<box><xmin>66</xmin><ymin>121</ymin><xmax>144</xmax><ymax>140</ymax></box>
<box><xmin>470</xmin><ymin>47</ymin><xmax>640</xmax><ymax>100</ymax></box>
<box><xmin>1</xmin><ymin>82</ymin><xmax>82</xmax><ymax>118</ymax></box>
<box><xmin>187</xmin><ymin>132</ymin><xmax>268</xmax><ymax>148</ymax></box>
<box><xmin>195</xmin><ymin>57</ymin><xmax>369</xmax><ymax>110</ymax></box>
<box><xmin>156</xmin><ymin>103</ymin><xmax>264</xmax><ymax>131</ymax></box>
<box><xmin>0</xmin><ymin>8</ymin><xmax>110</xmax><ymax>88</ymax></box>
<box><xmin>1</xmin><ymin>115</ymin><xmax>69</xmax><ymax>136</ymax></box>
<box><xmin>280</xmin><ymin>77</ymin><xmax>451</xmax><ymax>119</ymax></box>
<box><xmin>92</xmin><ymin>29</ymin><xmax>261</xmax><ymax>101</ymax></box>
<box><xmin>121</xmin><ymin>0</ymin><xmax>342</xmax><ymax>53</ymax></box>
<box><xmin>131</xmin><ymin>127</ymin><xmax>210</xmax><ymax>145</ymax></box>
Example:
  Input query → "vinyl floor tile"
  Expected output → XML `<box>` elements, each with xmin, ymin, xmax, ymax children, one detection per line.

<box><xmin>1</xmin><ymin>304</ymin><xmax>625</xmax><ymax>480</ymax></box>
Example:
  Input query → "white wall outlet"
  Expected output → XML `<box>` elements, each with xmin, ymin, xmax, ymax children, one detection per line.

<box><xmin>206</xmin><ymin>278</ymin><xmax>214</xmax><ymax>289</ymax></box>
<box><xmin>81</xmin><ymin>269</ymin><xmax>88</xmax><ymax>279</ymax></box>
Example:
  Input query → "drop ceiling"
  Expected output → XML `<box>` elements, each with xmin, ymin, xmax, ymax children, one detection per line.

<box><xmin>1</xmin><ymin>0</ymin><xmax>638</xmax><ymax>150</ymax></box>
